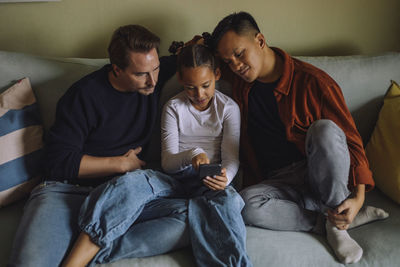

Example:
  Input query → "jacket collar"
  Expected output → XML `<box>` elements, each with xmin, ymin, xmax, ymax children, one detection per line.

<box><xmin>270</xmin><ymin>47</ymin><xmax>294</xmax><ymax>96</ymax></box>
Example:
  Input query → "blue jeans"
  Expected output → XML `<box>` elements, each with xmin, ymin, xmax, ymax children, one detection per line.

<box><xmin>80</xmin><ymin>168</ymin><xmax>251</xmax><ymax>267</ymax></box>
<box><xmin>8</xmin><ymin>181</ymin><xmax>189</xmax><ymax>267</ymax></box>
<box><xmin>240</xmin><ymin>120</ymin><xmax>351</xmax><ymax>233</ymax></box>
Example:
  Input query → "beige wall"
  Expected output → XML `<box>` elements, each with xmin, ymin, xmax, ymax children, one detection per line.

<box><xmin>0</xmin><ymin>0</ymin><xmax>399</xmax><ymax>58</ymax></box>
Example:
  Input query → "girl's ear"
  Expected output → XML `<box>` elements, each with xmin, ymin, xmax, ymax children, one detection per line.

<box><xmin>214</xmin><ymin>68</ymin><xmax>221</xmax><ymax>81</ymax></box>
<box><xmin>255</xmin><ymin>32</ymin><xmax>266</xmax><ymax>49</ymax></box>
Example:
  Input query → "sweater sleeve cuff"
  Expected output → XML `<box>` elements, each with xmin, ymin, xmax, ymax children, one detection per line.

<box><xmin>190</xmin><ymin>148</ymin><xmax>206</xmax><ymax>161</ymax></box>
<box><xmin>225</xmin><ymin>169</ymin><xmax>236</xmax><ymax>185</ymax></box>
<box><xmin>351</xmin><ymin>165</ymin><xmax>375</xmax><ymax>192</ymax></box>
<box><xmin>70</xmin><ymin>152</ymin><xmax>84</xmax><ymax>179</ymax></box>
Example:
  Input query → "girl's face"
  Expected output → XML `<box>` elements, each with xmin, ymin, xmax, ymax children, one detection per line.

<box><xmin>179</xmin><ymin>66</ymin><xmax>221</xmax><ymax>111</ymax></box>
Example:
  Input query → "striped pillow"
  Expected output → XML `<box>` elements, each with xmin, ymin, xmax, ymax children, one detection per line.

<box><xmin>0</xmin><ymin>78</ymin><xmax>43</xmax><ymax>207</ymax></box>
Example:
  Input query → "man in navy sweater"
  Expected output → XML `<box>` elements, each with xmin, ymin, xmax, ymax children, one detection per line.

<box><xmin>9</xmin><ymin>25</ymin><xmax>188</xmax><ymax>267</ymax></box>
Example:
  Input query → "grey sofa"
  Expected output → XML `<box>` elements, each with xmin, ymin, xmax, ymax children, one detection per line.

<box><xmin>1</xmin><ymin>50</ymin><xmax>400</xmax><ymax>267</ymax></box>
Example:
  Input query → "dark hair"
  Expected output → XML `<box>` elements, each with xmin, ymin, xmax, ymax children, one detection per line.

<box><xmin>176</xmin><ymin>44</ymin><xmax>218</xmax><ymax>75</ymax></box>
<box><xmin>208</xmin><ymin>11</ymin><xmax>260</xmax><ymax>52</ymax></box>
<box><xmin>108</xmin><ymin>25</ymin><xmax>160</xmax><ymax>70</ymax></box>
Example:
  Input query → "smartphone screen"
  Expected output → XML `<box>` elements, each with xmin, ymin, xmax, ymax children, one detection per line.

<box><xmin>198</xmin><ymin>163</ymin><xmax>222</xmax><ymax>178</ymax></box>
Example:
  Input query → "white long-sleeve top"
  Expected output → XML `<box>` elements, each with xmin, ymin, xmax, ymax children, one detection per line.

<box><xmin>161</xmin><ymin>90</ymin><xmax>240</xmax><ymax>184</ymax></box>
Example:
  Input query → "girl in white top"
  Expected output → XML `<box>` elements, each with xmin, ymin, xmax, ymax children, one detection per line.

<box><xmin>161</xmin><ymin>44</ymin><xmax>241</xmax><ymax>190</ymax></box>
<box><xmin>160</xmin><ymin>43</ymin><xmax>251</xmax><ymax>266</ymax></box>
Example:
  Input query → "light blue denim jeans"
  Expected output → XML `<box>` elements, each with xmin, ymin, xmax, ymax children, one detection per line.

<box><xmin>7</xmin><ymin>181</ymin><xmax>189</xmax><ymax>267</ymax></box>
<box><xmin>240</xmin><ymin>120</ymin><xmax>351</xmax><ymax>233</ymax></box>
<box><xmin>80</xmin><ymin>167</ymin><xmax>252</xmax><ymax>267</ymax></box>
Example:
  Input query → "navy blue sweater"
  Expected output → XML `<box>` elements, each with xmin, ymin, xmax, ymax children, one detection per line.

<box><xmin>45</xmin><ymin>56</ymin><xmax>176</xmax><ymax>184</ymax></box>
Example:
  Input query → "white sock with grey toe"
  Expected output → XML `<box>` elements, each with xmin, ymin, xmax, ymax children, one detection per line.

<box><xmin>349</xmin><ymin>205</ymin><xmax>389</xmax><ymax>229</ymax></box>
<box><xmin>326</xmin><ymin>221</ymin><xmax>363</xmax><ymax>264</ymax></box>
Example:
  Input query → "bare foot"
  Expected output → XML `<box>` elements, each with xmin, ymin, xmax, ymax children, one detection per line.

<box><xmin>62</xmin><ymin>232</ymin><xmax>101</xmax><ymax>267</ymax></box>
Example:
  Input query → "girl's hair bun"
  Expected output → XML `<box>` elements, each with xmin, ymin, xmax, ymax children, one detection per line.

<box><xmin>168</xmin><ymin>41</ymin><xmax>184</xmax><ymax>55</ymax></box>
<box><xmin>202</xmin><ymin>32</ymin><xmax>212</xmax><ymax>48</ymax></box>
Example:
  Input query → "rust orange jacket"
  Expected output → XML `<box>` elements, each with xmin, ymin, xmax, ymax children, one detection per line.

<box><xmin>223</xmin><ymin>47</ymin><xmax>374</xmax><ymax>191</ymax></box>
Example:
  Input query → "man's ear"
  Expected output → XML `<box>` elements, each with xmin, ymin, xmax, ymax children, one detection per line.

<box><xmin>111</xmin><ymin>64</ymin><xmax>121</xmax><ymax>77</ymax></box>
<box><xmin>255</xmin><ymin>32</ymin><xmax>266</xmax><ymax>49</ymax></box>
<box><xmin>214</xmin><ymin>68</ymin><xmax>221</xmax><ymax>81</ymax></box>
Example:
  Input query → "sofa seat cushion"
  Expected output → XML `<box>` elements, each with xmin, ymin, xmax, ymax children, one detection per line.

<box><xmin>1</xmin><ymin>189</ymin><xmax>398</xmax><ymax>267</ymax></box>
<box><xmin>95</xmin><ymin>189</ymin><xmax>400</xmax><ymax>267</ymax></box>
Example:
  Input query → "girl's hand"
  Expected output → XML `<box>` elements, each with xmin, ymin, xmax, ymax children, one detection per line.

<box><xmin>192</xmin><ymin>153</ymin><xmax>210</xmax><ymax>170</ymax></box>
<box><xmin>203</xmin><ymin>168</ymin><xmax>228</xmax><ymax>191</ymax></box>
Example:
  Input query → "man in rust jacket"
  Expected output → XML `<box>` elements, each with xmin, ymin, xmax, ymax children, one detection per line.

<box><xmin>206</xmin><ymin>11</ymin><xmax>386</xmax><ymax>264</ymax></box>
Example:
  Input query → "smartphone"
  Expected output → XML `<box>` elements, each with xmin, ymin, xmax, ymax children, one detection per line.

<box><xmin>198</xmin><ymin>163</ymin><xmax>222</xmax><ymax>179</ymax></box>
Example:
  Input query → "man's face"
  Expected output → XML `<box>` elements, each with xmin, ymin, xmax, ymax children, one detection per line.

<box><xmin>216</xmin><ymin>30</ymin><xmax>264</xmax><ymax>83</ymax></box>
<box><xmin>113</xmin><ymin>48</ymin><xmax>160</xmax><ymax>95</ymax></box>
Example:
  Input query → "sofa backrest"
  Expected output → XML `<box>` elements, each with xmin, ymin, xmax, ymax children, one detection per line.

<box><xmin>297</xmin><ymin>53</ymin><xmax>400</xmax><ymax>143</ymax></box>
<box><xmin>0</xmin><ymin>51</ymin><xmax>107</xmax><ymax>133</ymax></box>
<box><xmin>1</xmin><ymin>50</ymin><xmax>400</xmax><ymax>162</ymax></box>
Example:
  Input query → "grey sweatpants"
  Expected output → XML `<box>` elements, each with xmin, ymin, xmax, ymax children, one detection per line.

<box><xmin>240</xmin><ymin>119</ymin><xmax>351</xmax><ymax>232</ymax></box>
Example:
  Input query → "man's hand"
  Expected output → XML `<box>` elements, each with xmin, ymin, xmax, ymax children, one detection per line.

<box><xmin>120</xmin><ymin>147</ymin><xmax>146</xmax><ymax>173</ymax></box>
<box><xmin>78</xmin><ymin>147</ymin><xmax>145</xmax><ymax>178</ymax></box>
<box><xmin>191</xmin><ymin>153</ymin><xmax>210</xmax><ymax>170</ymax></box>
<box><xmin>203</xmin><ymin>167</ymin><xmax>228</xmax><ymax>191</ymax></box>
<box><xmin>327</xmin><ymin>184</ymin><xmax>365</xmax><ymax>230</ymax></box>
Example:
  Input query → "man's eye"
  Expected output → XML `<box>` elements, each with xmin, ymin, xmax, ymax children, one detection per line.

<box><xmin>235</xmin><ymin>51</ymin><xmax>243</xmax><ymax>57</ymax></box>
<box><xmin>203</xmin><ymin>84</ymin><xmax>210</xmax><ymax>88</ymax></box>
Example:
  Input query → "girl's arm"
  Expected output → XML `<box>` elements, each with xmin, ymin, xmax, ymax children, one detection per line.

<box><xmin>161</xmin><ymin>101</ymin><xmax>205</xmax><ymax>173</ymax></box>
<box><xmin>220</xmin><ymin>99</ymin><xmax>241</xmax><ymax>185</ymax></box>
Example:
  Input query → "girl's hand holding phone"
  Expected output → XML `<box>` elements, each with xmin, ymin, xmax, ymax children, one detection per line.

<box><xmin>203</xmin><ymin>167</ymin><xmax>228</xmax><ymax>191</ymax></box>
<box><xmin>192</xmin><ymin>153</ymin><xmax>210</xmax><ymax>170</ymax></box>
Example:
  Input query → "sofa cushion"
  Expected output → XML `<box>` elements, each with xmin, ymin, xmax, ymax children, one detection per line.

<box><xmin>366</xmin><ymin>80</ymin><xmax>400</xmax><ymax>204</ymax></box>
<box><xmin>0</xmin><ymin>78</ymin><xmax>43</xmax><ymax>207</ymax></box>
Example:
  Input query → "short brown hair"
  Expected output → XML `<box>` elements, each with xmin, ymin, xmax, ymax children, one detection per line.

<box><xmin>108</xmin><ymin>25</ymin><xmax>160</xmax><ymax>70</ymax></box>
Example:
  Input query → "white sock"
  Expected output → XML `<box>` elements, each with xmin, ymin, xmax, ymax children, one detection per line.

<box><xmin>326</xmin><ymin>221</ymin><xmax>363</xmax><ymax>264</ymax></box>
<box><xmin>349</xmin><ymin>205</ymin><xmax>389</xmax><ymax>229</ymax></box>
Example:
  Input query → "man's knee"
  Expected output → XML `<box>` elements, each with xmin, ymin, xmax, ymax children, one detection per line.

<box><xmin>240</xmin><ymin>186</ymin><xmax>272</xmax><ymax>224</ymax></box>
<box><xmin>114</xmin><ymin>169</ymin><xmax>177</xmax><ymax>195</ymax></box>
<box><xmin>240</xmin><ymin>197</ymin><xmax>271</xmax><ymax>226</ymax></box>
<box><xmin>240</xmin><ymin>184</ymin><xmax>273</xmax><ymax>204</ymax></box>
<box><xmin>308</xmin><ymin>119</ymin><xmax>345</xmax><ymax>142</ymax></box>
<box><xmin>306</xmin><ymin>119</ymin><xmax>347</xmax><ymax>153</ymax></box>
